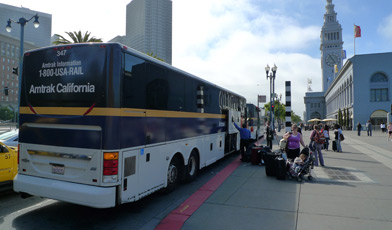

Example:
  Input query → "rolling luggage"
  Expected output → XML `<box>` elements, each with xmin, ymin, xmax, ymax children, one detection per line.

<box><xmin>275</xmin><ymin>157</ymin><xmax>287</xmax><ymax>180</ymax></box>
<box><xmin>332</xmin><ymin>140</ymin><xmax>337</xmax><ymax>152</ymax></box>
<box><xmin>251</xmin><ymin>146</ymin><xmax>262</xmax><ymax>165</ymax></box>
<box><xmin>264</xmin><ymin>150</ymin><xmax>281</xmax><ymax>177</ymax></box>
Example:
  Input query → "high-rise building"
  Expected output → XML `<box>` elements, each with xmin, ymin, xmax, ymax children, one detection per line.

<box><xmin>124</xmin><ymin>0</ymin><xmax>172</xmax><ymax>64</ymax></box>
<box><xmin>0</xmin><ymin>3</ymin><xmax>51</xmax><ymax>111</ymax></box>
<box><xmin>0</xmin><ymin>3</ymin><xmax>52</xmax><ymax>47</ymax></box>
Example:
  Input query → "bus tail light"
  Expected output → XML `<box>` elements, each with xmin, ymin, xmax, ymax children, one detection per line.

<box><xmin>103</xmin><ymin>152</ymin><xmax>119</xmax><ymax>183</ymax></box>
<box><xmin>251</xmin><ymin>127</ymin><xmax>254</xmax><ymax>132</ymax></box>
<box><xmin>17</xmin><ymin>144</ymin><xmax>20</xmax><ymax>165</ymax></box>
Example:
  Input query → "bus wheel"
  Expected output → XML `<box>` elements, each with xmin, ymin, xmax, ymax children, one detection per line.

<box><xmin>185</xmin><ymin>151</ymin><xmax>199</xmax><ymax>182</ymax></box>
<box><xmin>165</xmin><ymin>157</ymin><xmax>180</xmax><ymax>193</ymax></box>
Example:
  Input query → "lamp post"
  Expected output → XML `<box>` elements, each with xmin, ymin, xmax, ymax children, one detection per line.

<box><xmin>265</xmin><ymin>64</ymin><xmax>277</xmax><ymax>131</ymax></box>
<box><xmin>6</xmin><ymin>13</ymin><xmax>40</xmax><ymax>124</ymax></box>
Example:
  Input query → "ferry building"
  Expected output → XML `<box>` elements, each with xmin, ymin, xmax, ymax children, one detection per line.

<box><xmin>304</xmin><ymin>0</ymin><xmax>391</xmax><ymax>130</ymax></box>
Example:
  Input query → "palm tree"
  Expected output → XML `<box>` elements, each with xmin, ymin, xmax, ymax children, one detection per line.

<box><xmin>52</xmin><ymin>31</ymin><xmax>103</xmax><ymax>45</ymax></box>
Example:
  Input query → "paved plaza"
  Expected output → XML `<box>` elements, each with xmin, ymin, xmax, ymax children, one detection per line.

<box><xmin>180</xmin><ymin>129</ymin><xmax>392</xmax><ymax>230</ymax></box>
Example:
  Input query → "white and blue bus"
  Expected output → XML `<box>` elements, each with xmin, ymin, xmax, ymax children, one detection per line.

<box><xmin>245</xmin><ymin>103</ymin><xmax>263</xmax><ymax>140</ymax></box>
<box><xmin>13</xmin><ymin>43</ymin><xmax>246</xmax><ymax>208</ymax></box>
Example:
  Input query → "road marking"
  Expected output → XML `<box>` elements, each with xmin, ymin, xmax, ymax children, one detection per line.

<box><xmin>155</xmin><ymin>156</ymin><xmax>242</xmax><ymax>230</ymax></box>
<box><xmin>345</xmin><ymin>138</ymin><xmax>392</xmax><ymax>170</ymax></box>
<box><xmin>313</xmin><ymin>166</ymin><xmax>374</xmax><ymax>183</ymax></box>
<box><xmin>5</xmin><ymin>199</ymin><xmax>56</xmax><ymax>218</ymax></box>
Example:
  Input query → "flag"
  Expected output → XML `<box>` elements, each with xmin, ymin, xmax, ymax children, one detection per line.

<box><xmin>342</xmin><ymin>50</ymin><xmax>346</xmax><ymax>59</ymax></box>
<box><xmin>354</xmin><ymin>25</ymin><xmax>361</xmax><ymax>38</ymax></box>
<box><xmin>334</xmin><ymin>64</ymin><xmax>338</xmax><ymax>73</ymax></box>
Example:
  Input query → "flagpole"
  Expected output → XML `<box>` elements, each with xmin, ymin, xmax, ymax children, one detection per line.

<box><xmin>354</xmin><ymin>24</ymin><xmax>356</xmax><ymax>56</ymax></box>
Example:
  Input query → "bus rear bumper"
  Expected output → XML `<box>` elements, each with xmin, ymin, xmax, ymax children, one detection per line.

<box><xmin>13</xmin><ymin>174</ymin><xmax>116</xmax><ymax>208</ymax></box>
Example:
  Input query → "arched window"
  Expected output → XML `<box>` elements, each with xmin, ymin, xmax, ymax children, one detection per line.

<box><xmin>370</xmin><ymin>72</ymin><xmax>389</xmax><ymax>102</ymax></box>
<box><xmin>371</xmin><ymin>73</ymin><xmax>388</xmax><ymax>82</ymax></box>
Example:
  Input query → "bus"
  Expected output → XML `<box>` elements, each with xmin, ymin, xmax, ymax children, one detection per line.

<box><xmin>245</xmin><ymin>103</ymin><xmax>263</xmax><ymax>140</ymax></box>
<box><xmin>13</xmin><ymin>43</ymin><xmax>246</xmax><ymax>208</ymax></box>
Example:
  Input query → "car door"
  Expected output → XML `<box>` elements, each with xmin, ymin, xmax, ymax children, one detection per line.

<box><xmin>0</xmin><ymin>143</ymin><xmax>16</xmax><ymax>182</ymax></box>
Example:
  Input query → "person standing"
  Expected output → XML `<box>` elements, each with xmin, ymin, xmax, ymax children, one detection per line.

<box><xmin>357</xmin><ymin>122</ymin><xmax>362</xmax><ymax>136</ymax></box>
<box><xmin>265</xmin><ymin>121</ymin><xmax>274</xmax><ymax>149</ymax></box>
<box><xmin>366</xmin><ymin>120</ymin><xmax>372</xmax><ymax>136</ymax></box>
<box><xmin>283</xmin><ymin>124</ymin><xmax>306</xmax><ymax>160</ymax></box>
<box><xmin>334</xmin><ymin>124</ymin><xmax>343</xmax><ymax>152</ymax></box>
<box><xmin>381</xmin><ymin>122</ymin><xmax>386</xmax><ymax>133</ymax></box>
<box><xmin>323</xmin><ymin>124</ymin><xmax>330</xmax><ymax>150</ymax></box>
<box><xmin>234</xmin><ymin>122</ymin><xmax>251</xmax><ymax>162</ymax></box>
<box><xmin>310</xmin><ymin>125</ymin><xmax>325</xmax><ymax>166</ymax></box>
<box><xmin>388</xmin><ymin>122</ymin><xmax>392</xmax><ymax>141</ymax></box>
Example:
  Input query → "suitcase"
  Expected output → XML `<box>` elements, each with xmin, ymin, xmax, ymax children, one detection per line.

<box><xmin>251</xmin><ymin>146</ymin><xmax>262</xmax><ymax>165</ymax></box>
<box><xmin>275</xmin><ymin>157</ymin><xmax>287</xmax><ymax>180</ymax></box>
<box><xmin>264</xmin><ymin>150</ymin><xmax>281</xmax><ymax>176</ymax></box>
<box><xmin>332</xmin><ymin>140</ymin><xmax>337</xmax><ymax>152</ymax></box>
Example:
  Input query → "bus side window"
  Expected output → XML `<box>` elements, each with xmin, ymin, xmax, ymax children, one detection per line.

<box><xmin>122</xmin><ymin>54</ymin><xmax>146</xmax><ymax>108</ymax></box>
<box><xmin>146</xmin><ymin>63</ymin><xmax>168</xmax><ymax>110</ymax></box>
<box><xmin>184</xmin><ymin>78</ymin><xmax>198</xmax><ymax>112</ymax></box>
<box><xmin>167</xmin><ymin>70</ymin><xmax>185</xmax><ymax>111</ymax></box>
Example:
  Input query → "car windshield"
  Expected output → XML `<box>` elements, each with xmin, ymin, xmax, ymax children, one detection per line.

<box><xmin>0</xmin><ymin>130</ymin><xmax>18</xmax><ymax>141</ymax></box>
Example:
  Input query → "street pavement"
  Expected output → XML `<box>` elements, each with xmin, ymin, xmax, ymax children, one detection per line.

<box><xmin>173</xmin><ymin>129</ymin><xmax>392</xmax><ymax>230</ymax></box>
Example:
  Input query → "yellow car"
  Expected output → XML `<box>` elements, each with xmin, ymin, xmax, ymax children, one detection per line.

<box><xmin>0</xmin><ymin>141</ymin><xmax>17</xmax><ymax>183</ymax></box>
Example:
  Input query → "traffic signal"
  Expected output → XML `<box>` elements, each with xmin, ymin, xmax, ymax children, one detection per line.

<box><xmin>4</xmin><ymin>87</ymin><xmax>8</xmax><ymax>96</ymax></box>
<box><xmin>12</xmin><ymin>67</ymin><xmax>18</xmax><ymax>75</ymax></box>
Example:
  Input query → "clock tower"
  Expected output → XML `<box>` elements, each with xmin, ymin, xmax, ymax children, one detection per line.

<box><xmin>320</xmin><ymin>0</ymin><xmax>343</xmax><ymax>92</ymax></box>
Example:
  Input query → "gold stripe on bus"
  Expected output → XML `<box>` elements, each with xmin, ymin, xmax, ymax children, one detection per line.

<box><xmin>19</xmin><ymin>107</ymin><xmax>226</xmax><ymax>119</ymax></box>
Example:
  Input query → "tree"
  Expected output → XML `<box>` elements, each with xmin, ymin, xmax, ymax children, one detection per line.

<box><xmin>264</xmin><ymin>101</ymin><xmax>285</xmax><ymax>123</ymax></box>
<box><xmin>264</xmin><ymin>101</ymin><xmax>302</xmax><ymax>125</ymax></box>
<box><xmin>146</xmin><ymin>52</ymin><xmax>165</xmax><ymax>62</ymax></box>
<box><xmin>53</xmin><ymin>31</ymin><xmax>103</xmax><ymax>45</ymax></box>
<box><xmin>338</xmin><ymin>108</ymin><xmax>343</xmax><ymax>126</ymax></box>
<box><xmin>291</xmin><ymin>111</ymin><xmax>302</xmax><ymax>124</ymax></box>
<box><xmin>0</xmin><ymin>107</ymin><xmax>14</xmax><ymax>121</ymax></box>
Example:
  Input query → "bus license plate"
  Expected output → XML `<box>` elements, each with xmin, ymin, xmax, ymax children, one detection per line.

<box><xmin>52</xmin><ymin>164</ymin><xmax>65</xmax><ymax>175</ymax></box>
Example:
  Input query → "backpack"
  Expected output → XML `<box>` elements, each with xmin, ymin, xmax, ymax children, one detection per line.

<box><xmin>318</xmin><ymin>132</ymin><xmax>326</xmax><ymax>144</ymax></box>
<box><xmin>312</xmin><ymin>130</ymin><xmax>320</xmax><ymax>143</ymax></box>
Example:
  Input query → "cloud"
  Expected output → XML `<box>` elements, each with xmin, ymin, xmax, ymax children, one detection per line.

<box><xmin>378</xmin><ymin>14</ymin><xmax>392</xmax><ymax>41</ymax></box>
<box><xmin>173</xmin><ymin>0</ymin><xmax>320</xmax><ymax>118</ymax></box>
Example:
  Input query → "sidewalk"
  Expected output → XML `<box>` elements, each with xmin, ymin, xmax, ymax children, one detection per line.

<box><xmin>179</xmin><ymin>130</ymin><xmax>392</xmax><ymax>230</ymax></box>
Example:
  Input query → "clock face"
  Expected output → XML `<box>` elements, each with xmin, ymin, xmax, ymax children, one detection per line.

<box><xmin>325</xmin><ymin>54</ymin><xmax>340</xmax><ymax>67</ymax></box>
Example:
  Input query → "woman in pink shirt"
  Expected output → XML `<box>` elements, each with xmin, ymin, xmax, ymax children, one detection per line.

<box><xmin>285</xmin><ymin>124</ymin><xmax>306</xmax><ymax>160</ymax></box>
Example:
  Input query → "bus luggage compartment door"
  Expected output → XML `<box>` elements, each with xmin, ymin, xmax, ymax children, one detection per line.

<box><xmin>121</xmin><ymin>149</ymin><xmax>139</xmax><ymax>203</ymax></box>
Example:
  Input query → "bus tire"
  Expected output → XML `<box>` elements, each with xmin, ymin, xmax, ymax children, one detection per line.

<box><xmin>185</xmin><ymin>150</ymin><xmax>199</xmax><ymax>182</ymax></box>
<box><xmin>164</xmin><ymin>157</ymin><xmax>180</xmax><ymax>193</ymax></box>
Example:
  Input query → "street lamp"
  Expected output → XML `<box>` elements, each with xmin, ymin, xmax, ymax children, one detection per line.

<box><xmin>5</xmin><ymin>13</ymin><xmax>39</xmax><ymax>124</ymax></box>
<box><xmin>265</xmin><ymin>64</ymin><xmax>277</xmax><ymax>131</ymax></box>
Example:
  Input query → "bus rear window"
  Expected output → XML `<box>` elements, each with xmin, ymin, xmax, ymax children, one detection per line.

<box><xmin>21</xmin><ymin>45</ymin><xmax>107</xmax><ymax>107</ymax></box>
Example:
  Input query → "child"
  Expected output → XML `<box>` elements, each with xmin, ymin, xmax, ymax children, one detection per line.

<box><xmin>292</xmin><ymin>153</ymin><xmax>307</xmax><ymax>173</ymax></box>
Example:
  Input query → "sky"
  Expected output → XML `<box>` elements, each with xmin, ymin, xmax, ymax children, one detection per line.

<box><xmin>2</xmin><ymin>0</ymin><xmax>392</xmax><ymax>119</ymax></box>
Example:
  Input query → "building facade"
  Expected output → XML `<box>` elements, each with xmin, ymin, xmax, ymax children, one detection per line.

<box><xmin>304</xmin><ymin>92</ymin><xmax>326</xmax><ymax>121</ymax></box>
<box><xmin>123</xmin><ymin>0</ymin><xmax>172</xmax><ymax>64</ymax></box>
<box><xmin>0</xmin><ymin>3</ymin><xmax>51</xmax><ymax>111</ymax></box>
<box><xmin>0</xmin><ymin>34</ymin><xmax>39</xmax><ymax>110</ymax></box>
<box><xmin>325</xmin><ymin>53</ymin><xmax>392</xmax><ymax>129</ymax></box>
